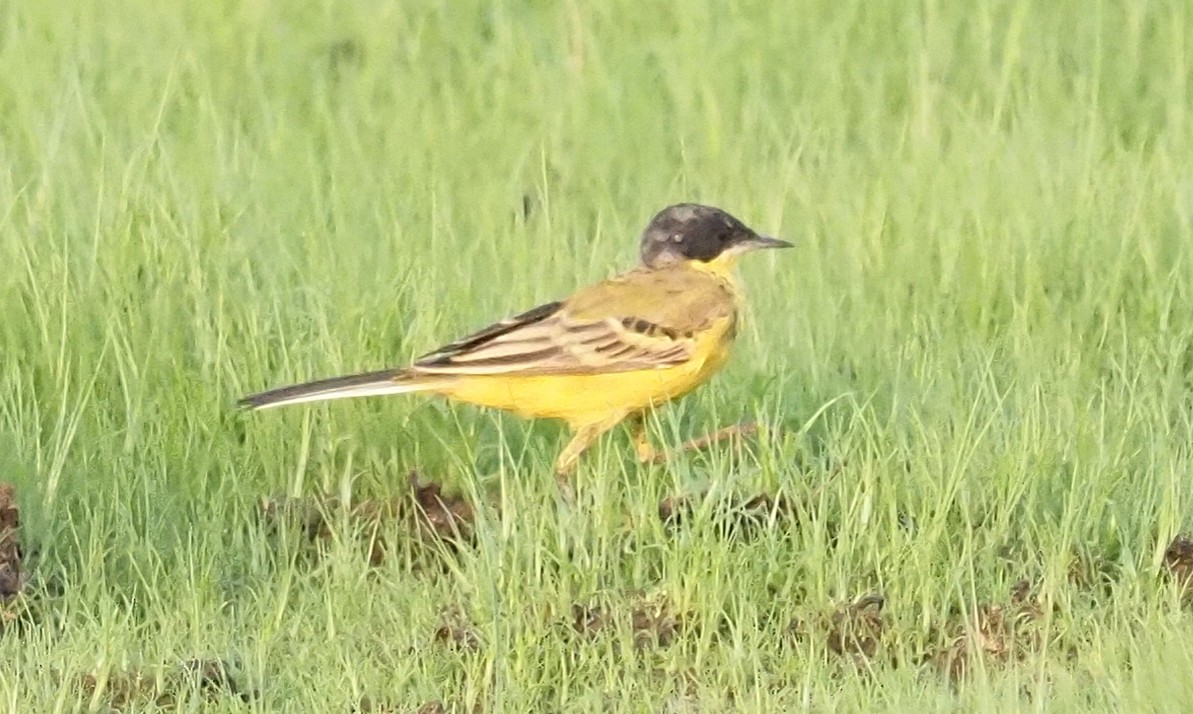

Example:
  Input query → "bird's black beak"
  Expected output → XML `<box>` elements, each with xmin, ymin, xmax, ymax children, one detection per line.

<box><xmin>742</xmin><ymin>234</ymin><xmax>793</xmax><ymax>251</ymax></box>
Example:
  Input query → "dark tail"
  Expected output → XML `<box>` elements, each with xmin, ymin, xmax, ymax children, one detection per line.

<box><xmin>238</xmin><ymin>368</ymin><xmax>435</xmax><ymax>410</ymax></box>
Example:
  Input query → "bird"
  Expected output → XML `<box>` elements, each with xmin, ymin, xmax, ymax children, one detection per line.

<box><xmin>239</xmin><ymin>203</ymin><xmax>791</xmax><ymax>482</ymax></box>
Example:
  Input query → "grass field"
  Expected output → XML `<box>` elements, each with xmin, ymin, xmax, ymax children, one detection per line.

<box><xmin>3</xmin><ymin>0</ymin><xmax>1193</xmax><ymax>711</ymax></box>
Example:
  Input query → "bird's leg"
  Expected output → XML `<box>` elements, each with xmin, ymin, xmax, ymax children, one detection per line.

<box><xmin>554</xmin><ymin>414</ymin><xmax>627</xmax><ymax>486</ymax></box>
<box><xmin>645</xmin><ymin>422</ymin><xmax>760</xmax><ymax>465</ymax></box>
<box><xmin>675</xmin><ymin>422</ymin><xmax>759</xmax><ymax>455</ymax></box>
<box><xmin>554</xmin><ymin>430</ymin><xmax>594</xmax><ymax>481</ymax></box>
<box><xmin>628</xmin><ymin>413</ymin><xmax>660</xmax><ymax>463</ymax></box>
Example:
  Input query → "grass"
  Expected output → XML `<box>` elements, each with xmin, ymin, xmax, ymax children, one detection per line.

<box><xmin>2</xmin><ymin>0</ymin><xmax>1193</xmax><ymax>710</ymax></box>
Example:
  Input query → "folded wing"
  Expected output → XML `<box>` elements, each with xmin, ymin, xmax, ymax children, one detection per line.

<box><xmin>412</xmin><ymin>269</ymin><xmax>733</xmax><ymax>376</ymax></box>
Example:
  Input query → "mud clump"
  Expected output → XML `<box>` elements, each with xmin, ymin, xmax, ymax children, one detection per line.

<box><xmin>434</xmin><ymin>606</ymin><xmax>481</xmax><ymax>653</ymax></box>
<box><xmin>826</xmin><ymin>594</ymin><xmax>886</xmax><ymax>663</ymax></box>
<box><xmin>356</xmin><ymin>697</ymin><xmax>470</xmax><ymax>713</ymax></box>
<box><xmin>354</xmin><ymin>696</ymin><xmax>400</xmax><ymax>713</ymax></box>
<box><xmin>0</xmin><ymin>484</ymin><xmax>23</xmax><ymax>597</ymax></box>
<box><xmin>1067</xmin><ymin>545</ymin><xmax>1118</xmax><ymax>594</ymax></box>
<box><xmin>0</xmin><ymin>482</ymin><xmax>32</xmax><ymax>630</ymax></box>
<box><xmin>1163</xmin><ymin>534</ymin><xmax>1193</xmax><ymax>601</ymax></box>
<box><xmin>787</xmin><ymin>593</ymin><xmax>886</xmax><ymax>668</ymax></box>
<box><xmin>929</xmin><ymin>580</ymin><xmax>1044</xmax><ymax>681</ymax></box>
<box><xmin>658</xmin><ymin>490</ymin><xmax>802</xmax><ymax>540</ymax></box>
<box><xmin>407</xmin><ymin>476</ymin><xmax>476</xmax><ymax>544</ymax></box>
<box><xmin>258</xmin><ymin>472</ymin><xmax>475</xmax><ymax>567</ymax></box>
<box><xmin>76</xmin><ymin>658</ymin><xmax>254</xmax><ymax>710</ymax></box>
<box><xmin>570</xmin><ymin>592</ymin><xmax>691</xmax><ymax>649</ymax></box>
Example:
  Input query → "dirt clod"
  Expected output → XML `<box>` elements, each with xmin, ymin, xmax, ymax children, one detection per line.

<box><xmin>930</xmin><ymin>582</ymin><xmax>1044</xmax><ymax>681</ymax></box>
<box><xmin>787</xmin><ymin>593</ymin><xmax>885</xmax><ymax>668</ymax></box>
<box><xmin>570</xmin><ymin>593</ymin><xmax>690</xmax><ymax>649</ymax></box>
<box><xmin>355</xmin><ymin>698</ymin><xmax>464</xmax><ymax>714</ymax></box>
<box><xmin>76</xmin><ymin>658</ymin><xmax>253</xmax><ymax>710</ymax></box>
<box><xmin>434</xmin><ymin>607</ymin><xmax>481</xmax><ymax>653</ymax></box>
<box><xmin>258</xmin><ymin>472</ymin><xmax>476</xmax><ymax>567</ymax></box>
<box><xmin>1068</xmin><ymin>546</ymin><xmax>1117</xmax><ymax>593</ymax></box>
<box><xmin>354</xmin><ymin>696</ymin><xmax>397</xmax><ymax>713</ymax></box>
<box><xmin>1163</xmin><ymin>534</ymin><xmax>1193</xmax><ymax>600</ymax></box>
<box><xmin>180</xmin><ymin>659</ymin><xmax>254</xmax><ymax>701</ymax></box>
<box><xmin>0</xmin><ymin>483</ymin><xmax>24</xmax><ymax>601</ymax></box>
<box><xmin>826</xmin><ymin>594</ymin><xmax>885</xmax><ymax>663</ymax></box>
<box><xmin>658</xmin><ymin>490</ymin><xmax>799</xmax><ymax>539</ymax></box>
<box><xmin>407</xmin><ymin>475</ymin><xmax>476</xmax><ymax>545</ymax></box>
<box><xmin>0</xmin><ymin>482</ymin><xmax>36</xmax><ymax>632</ymax></box>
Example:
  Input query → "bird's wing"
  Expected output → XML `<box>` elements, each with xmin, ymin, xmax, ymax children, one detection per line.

<box><xmin>411</xmin><ymin>268</ymin><xmax>735</xmax><ymax>376</ymax></box>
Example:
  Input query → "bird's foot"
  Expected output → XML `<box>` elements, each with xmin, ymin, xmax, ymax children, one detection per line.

<box><xmin>554</xmin><ymin>470</ymin><xmax>576</xmax><ymax>503</ymax></box>
<box><xmin>646</xmin><ymin>421</ymin><xmax>760</xmax><ymax>465</ymax></box>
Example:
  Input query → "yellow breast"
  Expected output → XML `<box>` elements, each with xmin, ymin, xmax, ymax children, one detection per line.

<box><xmin>435</xmin><ymin>312</ymin><xmax>736</xmax><ymax>428</ymax></box>
<box><xmin>430</xmin><ymin>255</ymin><xmax>744</xmax><ymax>428</ymax></box>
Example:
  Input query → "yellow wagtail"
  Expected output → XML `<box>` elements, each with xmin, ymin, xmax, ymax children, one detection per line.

<box><xmin>240</xmin><ymin>204</ymin><xmax>790</xmax><ymax>480</ymax></box>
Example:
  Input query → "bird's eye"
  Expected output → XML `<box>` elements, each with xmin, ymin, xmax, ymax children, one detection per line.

<box><xmin>670</xmin><ymin>233</ymin><xmax>683</xmax><ymax>243</ymax></box>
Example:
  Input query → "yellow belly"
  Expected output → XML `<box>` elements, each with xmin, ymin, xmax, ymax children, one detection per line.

<box><xmin>431</xmin><ymin>327</ymin><xmax>733</xmax><ymax>428</ymax></box>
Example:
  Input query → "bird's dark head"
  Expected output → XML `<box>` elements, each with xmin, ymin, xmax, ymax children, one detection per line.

<box><xmin>638</xmin><ymin>203</ymin><xmax>791</xmax><ymax>270</ymax></box>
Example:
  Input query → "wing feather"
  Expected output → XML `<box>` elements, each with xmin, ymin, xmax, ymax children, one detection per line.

<box><xmin>410</xmin><ymin>268</ymin><xmax>734</xmax><ymax>377</ymax></box>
